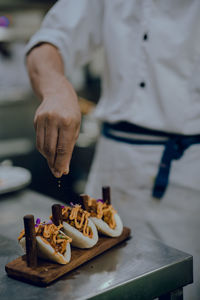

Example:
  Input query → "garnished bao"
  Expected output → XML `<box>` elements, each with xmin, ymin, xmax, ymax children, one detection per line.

<box><xmin>83</xmin><ymin>196</ymin><xmax>123</xmax><ymax>237</ymax></box>
<box><xmin>18</xmin><ymin>219</ymin><xmax>72</xmax><ymax>265</ymax></box>
<box><xmin>85</xmin><ymin>197</ymin><xmax>117</xmax><ymax>229</ymax></box>
<box><xmin>60</xmin><ymin>204</ymin><xmax>98</xmax><ymax>249</ymax></box>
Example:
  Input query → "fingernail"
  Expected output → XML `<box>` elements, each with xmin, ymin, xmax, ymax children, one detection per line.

<box><xmin>54</xmin><ymin>171</ymin><xmax>61</xmax><ymax>178</ymax></box>
<box><xmin>63</xmin><ymin>168</ymin><xmax>69</xmax><ymax>175</ymax></box>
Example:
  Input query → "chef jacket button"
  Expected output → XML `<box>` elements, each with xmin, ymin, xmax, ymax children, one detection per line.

<box><xmin>139</xmin><ymin>81</ymin><xmax>146</xmax><ymax>88</ymax></box>
<box><xmin>143</xmin><ymin>33</ymin><xmax>148</xmax><ymax>40</ymax></box>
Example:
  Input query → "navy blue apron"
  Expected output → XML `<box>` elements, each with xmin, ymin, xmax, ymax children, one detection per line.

<box><xmin>102</xmin><ymin>122</ymin><xmax>200</xmax><ymax>199</ymax></box>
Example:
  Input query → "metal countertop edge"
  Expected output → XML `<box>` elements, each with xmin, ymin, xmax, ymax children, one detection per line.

<box><xmin>86</xmin><ymin>255</ymin><xmax>193</xmax><ymax>300</ymax></box>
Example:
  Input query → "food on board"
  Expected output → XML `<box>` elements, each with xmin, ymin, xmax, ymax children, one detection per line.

<box><xmin>18</xmin><ymin>219</ymin><xmax>72</xmax><ymax>264</ymax></box>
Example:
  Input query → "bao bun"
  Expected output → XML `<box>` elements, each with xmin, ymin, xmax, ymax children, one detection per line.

<box><xmin>62</xmin><ymin>218</ymin><xmax>98</xmax><ymax>249</ymax></box>
<box><xmin>91</xmin><ymin>213</ymin><xmax>123</xmax><ymax>237</ymax></box>
<box><xmin>19</xmin><ymin>235</ymin><xmax>71</xmax><ymax>265</ymax></box>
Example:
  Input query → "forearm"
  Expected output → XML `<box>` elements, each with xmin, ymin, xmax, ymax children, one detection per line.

<box><xmin>26</xmin><ymin>43</ymin><xmax>66</xmax><ymax>101</ymax></box>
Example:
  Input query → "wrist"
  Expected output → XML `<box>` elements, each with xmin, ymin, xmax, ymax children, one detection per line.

<box><xmin>41</xmin><ymin>76</ymin><xmax>75</xmax><ymax>100</ymax></box>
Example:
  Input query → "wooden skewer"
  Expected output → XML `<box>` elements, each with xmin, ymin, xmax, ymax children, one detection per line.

<box><xmin>52</xmin><ymin>204</ymin><xmax>63</xmax><ymax>226</ymax></box>
<box><xmin>102</xmin><ymin>186</ymin><xmax>111</xmax><ymax>205</ymax></box>
<box><xmin>79</xmin><ymin>194</ymin><xmax>89</xmax><ymax>210</ymax></box>
<box><xmin>23</xmin><ymin>215</ymin><xmax>37</xmax><ymax>268</ymax></box>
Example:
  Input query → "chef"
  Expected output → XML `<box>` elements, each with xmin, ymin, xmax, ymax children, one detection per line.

<box><xmin>25</xmin><ymin>1</ymin><xmax>200</xmax><ymax>298</ymax></box>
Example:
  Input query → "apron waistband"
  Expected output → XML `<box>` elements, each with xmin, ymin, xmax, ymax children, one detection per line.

<box><xmin>102</xmin><ymin>122</ymin><xmax>200</xmax><ymax>199</ymax></box>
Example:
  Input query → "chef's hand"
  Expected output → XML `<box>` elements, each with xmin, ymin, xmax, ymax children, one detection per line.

<box><xmin>26</xmin><ymin>43</ymin><xmax>81</xmax><ymax>178</ymax></box>
<box><xmin>34</xmin><ymin>80</ymin><xmax>81</xmax><ymax>178</ymax></box>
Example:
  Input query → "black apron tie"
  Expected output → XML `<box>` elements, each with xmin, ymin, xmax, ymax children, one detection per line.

<box><xmin>102</xmin><ymin>122</ymin><xmax>200</xmax><ymax>199</ymax></box>
<box><xmin>152</xmin><ymin>137</ymin><xmax>193</xmax><ymax>199</ymax></box>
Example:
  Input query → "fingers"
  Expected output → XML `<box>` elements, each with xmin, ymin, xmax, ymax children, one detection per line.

<box><xmin>35</xmin><ymin>113</ymin><xmax>58</xmax><ymax>173</ymax></box>
<box><xmin>35</xmin><ymin>118</ymin><xmax>45</xmax><ymax>156</ymax></box>
<box><xmin>43</xmin><ymin>117</ymin><xmax>58</xmax><ymax>171</ymax></box>
<box><xmin>34</xmin><ymin>92</ymin><xmax>81</xmax><ymax>178</ymax></box>
<box><xmin>35</xmin><ymin>114</ymin><xmax>78</xmax><ymax>178</ymax></box>
<box><xmin>53</xmin><ymin>125</ymin><xmax>75</xmax><ymax>178</ymax></box>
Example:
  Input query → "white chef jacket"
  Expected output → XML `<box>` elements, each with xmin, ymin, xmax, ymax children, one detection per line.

<box><xmin>26</xmin><ymin>0</ymin><xmax>200</xmax><ymax>135</ymax></box>
<box><xmin>26</xmin><ymin>3</ymin><xmax>200</xmax><ymax>298</ymax></box>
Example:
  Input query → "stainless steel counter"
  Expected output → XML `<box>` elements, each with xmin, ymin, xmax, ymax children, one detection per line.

<box><xmin>0</xmin><ymin>190</ymin><xmax>193</xmax><ymax>300</ymax></box>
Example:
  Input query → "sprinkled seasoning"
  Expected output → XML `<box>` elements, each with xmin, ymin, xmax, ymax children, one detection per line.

<box><xmin>58</xmin><ymin>179</ymin><xmax>61</xmax><ymax>189</ymax></box>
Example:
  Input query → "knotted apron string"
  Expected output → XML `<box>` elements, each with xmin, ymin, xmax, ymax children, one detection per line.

<box><xmin>102</xmin><ymin>122</ymin><xmax>200</xmax><ymax>199</ymax></box>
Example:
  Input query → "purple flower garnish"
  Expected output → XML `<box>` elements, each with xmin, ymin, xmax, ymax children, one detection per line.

<box><xmin>61</xmin><ymin>205</ymin><xmax>65</xmax><ymax>209</ymax></box>
<box><xmin>97</xmin><ymin>199</ymin><xmax>104</xmax><ymax>203</ymax></box>
<box><xmin>44</xmin><ymin>220</ymin><xmax>53</xmax><ymax>225</ymax></box>
<box><xmin>35</xmin><ymin>218</ymin><xmax>41</xmax><ymax>226</ymax></box>
<box><xmin>35</xmin><ymin>219</ymin><xmax>53</xmax><ymax>227</ymax></box>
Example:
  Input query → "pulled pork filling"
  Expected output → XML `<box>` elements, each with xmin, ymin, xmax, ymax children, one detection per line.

<box><xmin>86</xmin><ymin>198</ymin><xmax>116</xmax><ymax>229</ymax></box>
<box><xmin>18</xmin><ymin>223</ymin><xmax>72</xmax><ymax>255</ymax></box>
<box><xmin>62</xmin><ymin>205</ymin><xmax>93</xmax><ymax>238</ymax></box>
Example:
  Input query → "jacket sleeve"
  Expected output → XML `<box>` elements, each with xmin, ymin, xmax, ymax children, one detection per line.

<box><xmin>25</xmin><ymin>0</ymin><xmax>103</xmax><ymax>73</ymax></box>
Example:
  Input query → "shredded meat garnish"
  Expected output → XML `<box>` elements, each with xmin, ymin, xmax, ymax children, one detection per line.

<box><xmin>18</xmin><ymin>223</ymin><xmax>72</xmax><ymax>255</ymax></box>
<box><xmin>86</xmin><ymin>197</ymin><xmax>116</xmax><ymax>229</ymax></box>
<box><xmin>62</xmin><ymin>205</ymin><xmax>93</xmax><ymax>238</ymax></box>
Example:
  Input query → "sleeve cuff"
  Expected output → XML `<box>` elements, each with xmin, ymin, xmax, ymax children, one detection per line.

<box><xmin>24</xmin><ymin>28</ymin><xmax>74</xmax><ymax>75</ymax></box>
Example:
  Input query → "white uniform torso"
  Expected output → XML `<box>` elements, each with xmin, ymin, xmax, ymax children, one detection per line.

<box><xmin>26</xmin><ymin>2</ymin><xmax>200</xmax><ymax>298</ymax></box>
<box><xmin>26</xmin><ymin>0</ymin><xmax>200</xmax><ymax>190</ymax></box>
<box><xmin>26</xmin><ymin>0</ymin><xmax>200</xmax><ymax>134</ymax></box>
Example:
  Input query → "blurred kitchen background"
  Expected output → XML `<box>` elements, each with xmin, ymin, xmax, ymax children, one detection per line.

<box><xmin>0</xmin><ymin>0</ymin><xmax>103</xmax><ymax>203</ymax></box>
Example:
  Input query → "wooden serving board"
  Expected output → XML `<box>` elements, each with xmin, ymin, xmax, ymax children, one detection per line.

<box><xmin>5</xmin><ymin>227</ymin><xmax>131</xmax><ymax>286</ymax></box>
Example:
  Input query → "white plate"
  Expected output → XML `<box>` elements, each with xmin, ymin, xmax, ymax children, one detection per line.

<box><xmin>0</xmin><ymin>166</ymin><xmax>31</xmax><ymax>195</ymax></box>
